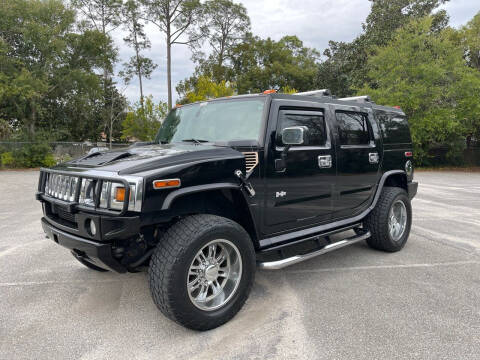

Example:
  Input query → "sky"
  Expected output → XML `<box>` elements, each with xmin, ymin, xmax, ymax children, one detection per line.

<box><xmin>112</xmin><ymin>0</ymin><xmax>480</xmax><ymax>105</ymax></box>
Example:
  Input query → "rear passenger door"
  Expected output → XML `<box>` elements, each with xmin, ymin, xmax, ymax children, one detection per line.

<box><xmin>333</xmin><ymin>105</ymin><xmax>380</xmax><ymax>218</ymax></box>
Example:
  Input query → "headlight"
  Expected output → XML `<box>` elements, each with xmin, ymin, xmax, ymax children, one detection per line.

<box><xmin>78</xmin><ymin>179</ymin><xmax>139</xmax><ymax>211</ymax></box>
<box><xmin>110</xmin><ymin>183</ymin><xmax>136</xmax><ymax>211</ymax></box>
<box><xmin>79</xmin><ymin>179</ymin><xmax>95</xmax><ymax>206</ymax></box>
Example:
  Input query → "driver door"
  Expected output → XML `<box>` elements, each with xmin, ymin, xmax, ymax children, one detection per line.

<box><xmin>263</xmin><ymin>105</ymin><xmax>336</xmax><ymax>235</ymax></box>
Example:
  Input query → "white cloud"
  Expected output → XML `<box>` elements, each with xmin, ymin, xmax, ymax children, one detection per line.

<box><xmin>113</xmin><ymin>0</ymin><xmax>480</xmax><ymax>104</ymax></box>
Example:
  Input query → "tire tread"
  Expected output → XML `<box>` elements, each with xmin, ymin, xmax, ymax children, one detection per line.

<box><xmin>148</xmin><ymin>214</ymin><xmax>254</xmax><ymax>330</ymax></box>
<box><xmin>364</xmin><ymin>186</ymin><xmax>411</xmax><ymax>252</ymax></box>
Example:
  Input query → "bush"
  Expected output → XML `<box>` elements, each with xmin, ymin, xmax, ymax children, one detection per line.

<box><xmin>1</xmin><ymin>152</ymin><xmax>14</xmax><ymax>167</ymax></box>
<box><xmin>15</xmin><ymin>143</ymin><xmax>52</xmax><ymax>167</ymax></box>
<box><xmin>43</xmin><ymin>153</ymin><xmax>57</xmax><ymax>167</ymax></box>
<box><xmin>0</xmin><ymin>143</ymin><xmax>56</xmax><ymax>168</ymax></box>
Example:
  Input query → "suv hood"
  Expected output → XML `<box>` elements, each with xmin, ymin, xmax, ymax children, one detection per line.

<box><xmin>55</xmin><ymin>143</ymin><xmax>245</xmax><ymax>175</ymax></box>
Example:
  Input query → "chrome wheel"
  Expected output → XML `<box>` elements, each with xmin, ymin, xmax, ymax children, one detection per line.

<box><xmin>388</xmin><ymin>200</ymin><xmax>407</xmax><ymax>242</ymax></box>
<box><xmin>187</xmin><ymin>239</ymin><xmax>242</xmax><ymax>311</ymax></box>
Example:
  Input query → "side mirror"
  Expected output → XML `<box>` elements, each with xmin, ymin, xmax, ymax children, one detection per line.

<box><xmin>282</xmin><ymin>126</ymin><xmax>306</xmax><ymax>146</ymax></box>
<box><xmin>275</xmin><ymin>127</ymin><xmax>307</xmax><ymax>172</ymax></box>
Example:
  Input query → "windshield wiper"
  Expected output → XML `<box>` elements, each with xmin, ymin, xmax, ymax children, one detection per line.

<box><xmin>181</xmin><ymin>138</ymin><xmax>210</xmax><ymax>145</ymax></box>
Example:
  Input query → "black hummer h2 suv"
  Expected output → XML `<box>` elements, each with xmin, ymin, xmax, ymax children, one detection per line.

<box><xmin>37</xmin><ymin>89</ymin><xmax>418</xmax><ymax>330</ymax></box>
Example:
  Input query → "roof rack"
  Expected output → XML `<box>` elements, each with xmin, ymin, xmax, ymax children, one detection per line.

<box><xmin>338</xmin><ymin>95</ymin><xmax>373</xmax><ymax>104</ymax></box>
<box><xmin>294</xmin><ymin>89</ymin><xmax>331</xmax><ymax>98</ymax></box>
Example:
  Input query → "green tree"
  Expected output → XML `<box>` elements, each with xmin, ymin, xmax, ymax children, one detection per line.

<box><xmin>0</xmin><ymin>0</ymin><xmax>113</xmax><ymax>140</ymax></box>
<box><xmin>71</xmin><ymin>0</ymin><xmax>123</xmax><ymax>144</ymax></box>
<box><xmin>316</xmin><ymin>39</ymin><xmax>364</xmax><ymax>97</ymax></box>
<box><xmin>121</xmin><ymin>96</ymin><xmax>168</xmax><ymax>141</ymax></box>
<box><xmin>362</xmin><ymin>0</ymin><xmax>449</xmax><ymax>46</ymax></box>
<box><xmin>0</xmin><ymin>119</ymin><xmax>10</xmax><ymax>140</ymax></box>
<box><xmin>317</xmin><ymin>0</ymin><xmax>449</xmax><ymax>96</ymax></box>
<box><xmin>229</xmin><ymin>34</ymin><xmax>320</xmax><ymax>94</ymax></box>
<box><xmin>177</xmin><ymin>75</ymin><xmax>235</xmax><ymax>103</ymax></box>
<box><xmin>184</xmin><ymin>34</ymin><xmax>319</xmax><ymax>95</ymax></box>
<box><xmin>358</xmin><ymin>17</ymin><xmax>480</xmax><ymax>165</ymax></box>
<box><xmin>119</xmin><ymin>0</ymin><xmax>157</xmax><ymax>108</ymax></box>
<box><xmin>142</xmin><ymin>0</ymin><xmax>206</xmax><ymax>110</ymax></box>
<box><xmin>71</xmin><ymin>0</ymin><xmax>122</xmax><ymax>78</ymax></box>
<box><xmin>102</xmin><ymin>79</ymin><xmax>128</xmax><ymax>147</ymax></box>
<box><xmin>195</xmin><ymin>0</ymin><xmax>250</xmax><ymax>82</ymax></box>
<box><xmin>461</xmin><ymin>12</ymin><xmax>480</xmax><ymax>71</ymax></box>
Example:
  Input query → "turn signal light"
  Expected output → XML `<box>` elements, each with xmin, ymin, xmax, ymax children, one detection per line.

<box><xmin>115</xmin><ymin>187</ymin><xmax>126</xmax><ymax>202</ymax></box>
<box><xmin>263</xmin><ymin>89</ymin><xmax>277</xmax><ymax>94</ymax></box>
<box><xmin>153</xmin><ymin>179</ymin><xmax>181</xmax><ymax>189</ymax></box>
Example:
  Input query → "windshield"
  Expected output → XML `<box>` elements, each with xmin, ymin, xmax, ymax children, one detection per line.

<box><xmin>155</xmin><ymin>98</ymin><xmax>266</xmax><ymax>144</ymax></box>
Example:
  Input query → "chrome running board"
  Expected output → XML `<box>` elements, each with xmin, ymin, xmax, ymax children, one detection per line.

<box><xmin>258</xmin><ymin>231</ymin><xmax>371</xmax><ymax>270</ymax></box>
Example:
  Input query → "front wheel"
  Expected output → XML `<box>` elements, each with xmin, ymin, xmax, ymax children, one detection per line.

<box><xmin>148</xmin><ymin>215</ymin><xmax>255</xmax><ymax>330</ymax></box>
<box><xmin>363</xmin><ymin>186</ymin><xmax>412</xmax><ymax>252</ymax></box>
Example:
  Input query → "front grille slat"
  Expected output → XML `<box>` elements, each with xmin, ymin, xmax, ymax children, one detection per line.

<box><xmin>42</xmin><ymin>173</ymin><xmax>80</xmax><ymax>204</ymax></box>
<box><xmin>41</xmin><ymin>171</ymin><xmax>81</xmax><ymax>229</ymax></box>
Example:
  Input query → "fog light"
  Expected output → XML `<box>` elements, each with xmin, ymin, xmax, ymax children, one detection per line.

<box><xmin>88</xmin><ymin>219</ymin><xmax>97</xmax><ymax>236</ymax></box>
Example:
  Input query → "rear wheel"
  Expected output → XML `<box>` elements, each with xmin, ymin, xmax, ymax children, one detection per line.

<box><xmin>363</xmin><ymin>187</ymin><xmax>412</xmax><ymax>252</ymax></box>
<box><xmin>148</xmin><ymin>214</ymin><xmax>255</xmax><ymax>330</ymax></box>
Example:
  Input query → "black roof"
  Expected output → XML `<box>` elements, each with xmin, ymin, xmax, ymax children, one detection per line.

<box><xmin>178</xmin><ymin>92</ymin><xmax>405</xmax><ymax>115</ymax></box>
<box><xmin>268</xmin><ymin>93</ymin><xmax>405</xmax><ymax>114</ymax></box>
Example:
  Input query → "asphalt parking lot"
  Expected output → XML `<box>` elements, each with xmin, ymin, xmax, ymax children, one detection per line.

<box><xmin>1</xmin><ymin>170</ymin><xmax>479</xmax><ymax>360</ymax></box>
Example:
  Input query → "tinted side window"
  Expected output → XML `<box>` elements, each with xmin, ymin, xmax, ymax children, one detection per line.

<box><xmin>277</xmin><ymin>110</ymin><xmax>326</xmax><ymax>146</ymax></box>
<box><xmin>376</xmin><ymin>111</ymin><xmax>411</xmax><ymax>144</ymax></box>
<box><xmin>335</xmin><ymin>111</ymin><xmax>371</xmax><ymax>146</ymax></box>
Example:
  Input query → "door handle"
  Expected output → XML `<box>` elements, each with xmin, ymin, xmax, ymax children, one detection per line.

<box><xmin>369</xmin><ymin>152</ymin><xmax>379</xmax><ymax>164</ymax></box>
<box><xmin>318</xmin><ymin>155</ymin><xmax>332</xmax><ymax>168</ymax></box>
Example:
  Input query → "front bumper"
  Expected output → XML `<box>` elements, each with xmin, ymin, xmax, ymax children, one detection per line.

<box><xmin>408</xmin><ymin>181</ymin><xmax>418</xmax><ymax>200</ymax></box>
<box><xmin>42</xmin><ymin>217</ymin><xmax>127</xmax><ymax>273</ymax></box>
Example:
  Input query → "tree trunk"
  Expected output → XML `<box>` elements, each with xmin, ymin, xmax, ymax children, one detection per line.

<box><xmin>102</xmin><ymin>20</ymin><xmax>108</xmax><ymax>96</ymax></box>
<box><xmin>166</xmin><ymin>25</ymin><xmax>172</xmax><ymax>110</ymax></box>
<box><xmin>134</xmin><ymin>33</ymin><xmax>144</xmax><ymax>109</ymax></box>
<box><xmin>109</xmin><ymin>120</ymin><xmax>113</xmax><ymax>149</ymax></box>
<box><xmin>30</xmin><ymin>101</ymin><xmax>36</xmax><ymax>138</ymax></box>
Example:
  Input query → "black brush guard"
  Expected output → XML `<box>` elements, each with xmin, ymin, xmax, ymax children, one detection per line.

<box><xmin>36</xmin><ymin>168</ymin><xmax>132</xmax><ymax>216</ymax></box>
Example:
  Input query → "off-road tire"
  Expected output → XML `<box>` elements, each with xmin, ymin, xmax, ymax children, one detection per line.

<box><xmin>148</xmin><ymin>214</ymin><xmax>256</xmax><ymax>331</ymax></box>
<box><xmin>72</xmin><ymin>251</ymin><xmax>109</xmax><ymax>272</ymax></box>
<box><xmin>363</xmin><ymin>186</ymin><xmax>412</xmax><ymax>252</ymax></box>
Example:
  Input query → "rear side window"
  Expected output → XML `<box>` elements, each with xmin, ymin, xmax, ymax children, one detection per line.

<box><xmin>376</xmin><ymin>111</ymin><xmax>411</xmax><ymax>144</ymax></box>
<box><xmin>335</xmin><ymin>111</ymin><xmax>371</xmax><ymax>146</ymax></box>
<box><xmin>276</xmin><ymin>110</ymin><xmax>326</xmax><ymax>146</ymax></box>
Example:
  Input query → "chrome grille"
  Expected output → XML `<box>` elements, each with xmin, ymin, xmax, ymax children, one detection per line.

<box><xmin>242</xmin><ymin>152</ymin><xmax>259</xmax><ymax>173</ymax></box>
<box><xmin>44</xmin><ymin>173</ymin><xmax>79</xmax><ymax>202</ymax></box>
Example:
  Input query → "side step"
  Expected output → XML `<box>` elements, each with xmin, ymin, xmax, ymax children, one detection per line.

<box><xmin>258</xmin><ymin>231</ymin><xmax>371</xmax><ymax>270</ymax></box>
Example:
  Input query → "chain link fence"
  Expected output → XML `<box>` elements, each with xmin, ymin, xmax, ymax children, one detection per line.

<box><xmin>0</xmin><ymin>141</ymin><xmax>131</xmax><ymax>168</ymax></box>
<box><xmin>0</xmin><ymin>141</ymin><xmax>130</xmax><ymax>159</ymax></box>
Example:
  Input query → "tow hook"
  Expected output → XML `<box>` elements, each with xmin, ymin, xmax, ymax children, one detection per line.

<box><xmin>234</xmin><ymin>170</ymin><xmax>256</xmax><ymax>197</ymax></box>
